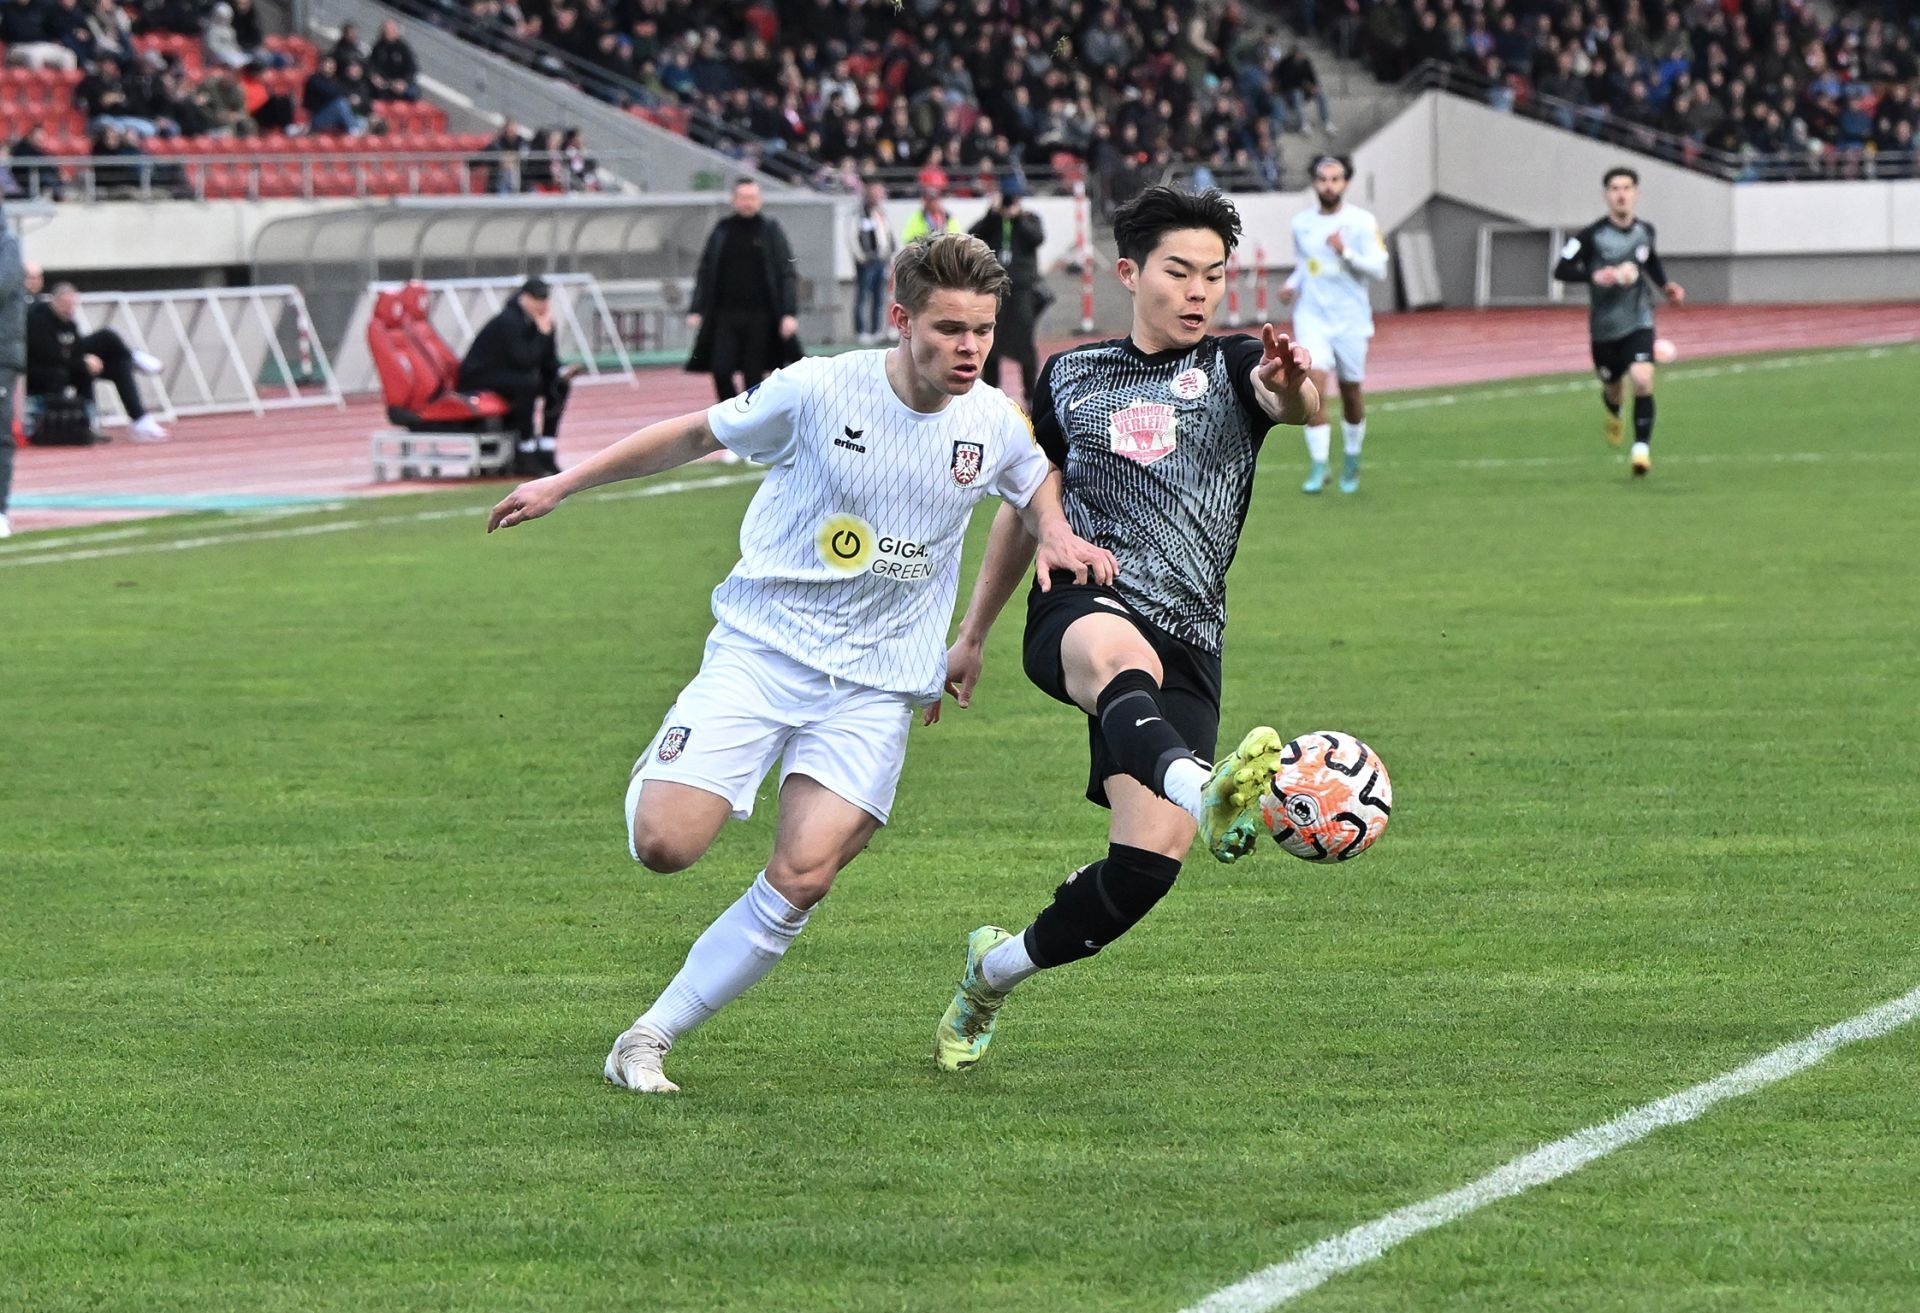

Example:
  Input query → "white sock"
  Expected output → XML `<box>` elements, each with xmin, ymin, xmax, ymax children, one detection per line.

<box><xmin>981</xmin><ymin>932</ymin><xmax>1041</xmax><ymax>992</ymax></box>
<box><xmin>1304</xmin><ymin>423</ymin><xmax>1331</xmax><ymax>464</ymax></box>
<box><xmin>537</xmin><ymin>437</ymin><xmax>557</xmax><ymax>452</ymax></box>
<box><xmin>636</xmin><ymin>872</ymin><xmax>809</xmax><ymax>1043</ymax></box>
<box><xmin>1342</xmin><ymin>418</ymin><xmax>1366</xmax><ymax>455</ymax></box>
<box><xmin>1162</xmin><ymin>756</ymin><xmax>1209</xmax><ymax>825</ymax></box>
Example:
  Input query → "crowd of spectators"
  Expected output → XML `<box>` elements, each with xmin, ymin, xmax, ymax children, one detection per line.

<box><xmin>422</xmin><ymin>0</ymin><xmax>1357</xmax><ymax>203</ymax></box>
<box><xmin>0</xmin><ymin>0</ymin><xmax>439</xmax><ymax>198</ymax></box>
<box><xmin>1346</xmin><ymin>0</ymin><xmax>1920</xmax><ymax>178</ymax></box>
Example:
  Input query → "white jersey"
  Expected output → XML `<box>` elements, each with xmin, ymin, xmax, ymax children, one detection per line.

<box><xmin>705</xmin><ymin>350</ymin><xmax>1048</xmax><ymax>701</ymax></box>
<box><xmin>1287</xmin><ymin>203</ymin><xmax>1389</xmax><ymax>336</ymax></box>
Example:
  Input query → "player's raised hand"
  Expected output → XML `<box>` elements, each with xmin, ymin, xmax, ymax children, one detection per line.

<box><xmin>1255</xmin><ymin>323</ymin><xmax>1312</xmax><ymax>393</ymax></box>
<box><xmin>925</xmin><ymin>637</ymin><xmax>985</xmax><ymax>726</ymax></box>
<box><xmin>486</xmin><ymin>475</ymin><xmax>567</xmax><ymax>533</ymax></box>
<box><xmin>1032</xmin><ymin>525</ymin><xmax>1118</xmax><ymax>593</ymax></box>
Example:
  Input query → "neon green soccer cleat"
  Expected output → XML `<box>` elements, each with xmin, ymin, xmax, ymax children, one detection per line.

<box><xmin>935</xmin><ymin>925</ymin><xmax>1014</xmax><ymax>1072</ymax></box>
<box><xmin>1201</xmin><ymin>726</ymin><xmax>1285</xmax><ymax>863</ymax></box>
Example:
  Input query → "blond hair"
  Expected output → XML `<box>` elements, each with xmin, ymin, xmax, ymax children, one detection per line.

<box><xmin>890</xmin><ymin>233</ymin><xmax>1009</xmax><ymax>313</ymax></box>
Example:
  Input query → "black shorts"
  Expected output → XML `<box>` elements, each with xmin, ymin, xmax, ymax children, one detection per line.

<box><xmin>1591</xmin><ymin>328</ymin><xmax>1655</xmax><ymax>382</ymax></box>
<box><xmin>1021</xmin><ymin>577</ymin><xmax>1223</xmax><ymax>808</ymax></box>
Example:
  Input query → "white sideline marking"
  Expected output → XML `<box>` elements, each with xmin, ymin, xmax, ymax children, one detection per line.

<box><xmin>1180</xmin><ymin>982</ymin><xmax>1920</xmax><ymax>1313</ymax></box>
<box><xmin>0</xmin><ymin>472</ymin><xmax>764</xmax><ymax>569</ymax></box>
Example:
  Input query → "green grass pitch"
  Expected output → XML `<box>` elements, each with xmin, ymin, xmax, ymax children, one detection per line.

<box><xmin>5</xmin><ymin>347</ymin><xmax>1918</xmax><ymax>1311</ymax></box>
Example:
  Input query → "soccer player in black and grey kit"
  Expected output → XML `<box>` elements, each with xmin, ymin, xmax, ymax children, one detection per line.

<box><xmin>1553</xmin><ymin>166</ymin><xmax>1686</xmax><ymax>477</ymax></box>
<box><xmin>929</xmin><ymin>187</ymin><xmax>1320</xmax><ymax>1071</ymax></box>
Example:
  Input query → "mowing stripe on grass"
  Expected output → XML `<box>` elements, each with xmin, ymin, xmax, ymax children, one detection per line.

<box><xmin>1179</xmin><ymin>981</ymin><xmax>1920</xmax><ymax>1313</ymax></box>
<box><xmin>0</xmin><ymin>472</ymin><xmax>765</xmax><ymax>569</ymax></box>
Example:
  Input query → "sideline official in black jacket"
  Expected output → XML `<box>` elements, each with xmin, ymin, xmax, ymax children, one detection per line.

<box><xmin>458</xmin><ymin>276</ymin><xmax>572</xmax><ymax>476</ymax></box>
<box><xmin>967</xmin><ymin>174</ymin><xmax>1046</xmax><ymax>400</ymax></box>
<box><xmin>683</xmin><ymin>177</ymin><xmax>802</xmax><ymax>400</ymax></box>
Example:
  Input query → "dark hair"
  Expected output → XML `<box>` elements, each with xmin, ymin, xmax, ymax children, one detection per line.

<box><xmin>1111</xmin><ymin>185</ymin><xmax>1242</xmax><ymax>266</ymax></box>
<box><xmin>1310</xmin><ymin>154</ymin><xmax>1352</xmax><ymax>181</ymax></box>
<box><xmin>891</xmin><ymin>232</ymin><xmax>1009</xmax><ymax>312</ymax></box>
<box><xmin>732</xmin><ymin>175</ymin><xmax>759</xmax><ymax>191</ymax></box>
<box><xmin>1604</xmin><ymin>166</ymin><xmax>1639</xmax><ymax>186</ymax></box>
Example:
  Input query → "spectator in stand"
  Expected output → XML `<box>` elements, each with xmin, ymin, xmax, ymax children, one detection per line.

<box><xmin>27</xmin><ymin>280</ymin><xmax>168</xmax><ymax>441</ymax></box>
<box><xmin>49</xmin><ymin>0</ymin><xmax>96</xmax><ymax>69</ymax></box>
<box><xmin>11</xmin><ymin>127</ymin><xmax>62</xmax><ymax>200</ymax></box>
<box><xmin>560</xmin><ymin>129</ymin><xmax>599</xmax><ymax>191</ymax></box>
<box><xmin>683</xmin><ymin>176</ymin><xmax>800</xmax><ymax>403</ymax></box>
<box><xmin>202</xmin><ymin>2</ymin><xmax>251</xmax><ymax>70</ymax></box>
<box><xmin>3</xmin><ymin>0</ymin><xmax>80</xmax><ymax>71</ymax></box>
<box><xmin>330</xmin><ymin>21</ymin><xmax>368</xmax><ymax>71</ymax></box>
<box><xmin>846</xmin><ymin>179</ymin><xmax>897</xmax><ymax>345</ymax></box>
<box><xmin>522</xmin><ymin>126</ymin><xmax>563</xmax><ymax>191</ymax></box>
<box><xmin>239</xmin><ymin>60</ymin><xmax>295</xmax><ymax>134</ymax></box>
<box><xmin>302</xmin><ymin>55</ymin><xmax>367</xmax><ymax>137</ymax></box>
<box><xmin>368</xmin><ymin>20</ymin><xmax>420</xmax><ymax>102</ymax></box>
<box><xmin>337</xmin><ymin>57</ymin><xmax>384</xmax><ymax>133</ymax></box>
<box><xmin>479</xmin><ymin>117</ymin><xmax>529</xmax><ymax>194</ymax></box>
<box><xmin>1274</xmin><ymin>42</ymin><xmax>1333</xmax><ymax>136</ymax></box>
<box><xmin>86</xmin><ymin>0</ymin><xmax>132</xmax><ymax>64</ymax></box>
<box><xmin>89</xmin><ymin>124</ymin><xmax>150</xmax><ymax>193</ymax></box>
<box><xmin>197</xmin><ymin>68</ymin><xmax>249</xmax><ymax>137</ymax></box>
<box><xmin>78</xmin><ymin>56</ymin><xmax>162</xmax><ymax>140</ymax></box>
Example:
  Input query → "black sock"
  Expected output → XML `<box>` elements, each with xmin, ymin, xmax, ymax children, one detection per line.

<box><xmin>1604</xmin><ymin>396</ymin><xmax>1622</xmax><ymax>417</ymax></box>
<box><xmin>1094</xmin><ymin>669</ymin><xmax>1199</xmax><ymax>799</ymax></box>
<box><xmin>1025</xmin><ymin>844</ymin><xmax>1183</xmax><ymax>968</ymax></box>
<box><xmin>1633</xmin><ymin>393</ymin><xmax>1654</xmax><ymax>446</ymax></box>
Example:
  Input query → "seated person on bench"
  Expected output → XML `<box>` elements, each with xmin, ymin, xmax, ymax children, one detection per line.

<box><xmin>456</xmin><ymin>277</ymin><xmax>576</xmax><ymax>476</ymax></box>
<box><xmin>26</xmin><ymin>279</ymin><xmax>167</xmax><ymax>442</ymax></box>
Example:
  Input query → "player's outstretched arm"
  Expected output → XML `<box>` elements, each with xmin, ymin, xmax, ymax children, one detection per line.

<box><xmin>1249</xmin><ymin>323</ymin><xmax>1318</xmax><ymax>425</ymax></box>
<box><xmin>486</xmin><ymin>411</ymin><xmax>723</xmax><ymax>533</ymax></box>
<box><xmin>930</xmin><ymin>502</ymin><xmax>1035</xmax><ymax>725</ymax></box>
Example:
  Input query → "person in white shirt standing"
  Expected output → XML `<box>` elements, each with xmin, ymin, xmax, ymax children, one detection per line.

<box><xmin>486</xmin><ymin>233</ymin><xmax>1115</xmax><ymax>1094</ymax></box>
<box><xmin>1280</xmin><ymin>155</ymin><xmax>1389</xmax><ymax>495</ymax></box>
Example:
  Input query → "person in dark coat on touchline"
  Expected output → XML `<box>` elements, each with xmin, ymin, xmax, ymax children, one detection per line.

<box><xmin>684</xmin><ymin>176</ymin><xmax>802</xmax><ymax>404</ymax></box>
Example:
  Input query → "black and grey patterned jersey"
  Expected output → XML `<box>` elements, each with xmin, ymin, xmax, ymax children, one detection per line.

<box><xmin>1553</xmin><ymin>218</ymin><xmax>1667</xmax><ymax>343</ymax></box>
<box><xmin>1033</xmin><ymin>334</ymin><xmax>1270</xmax><ymax>655</ymax></box>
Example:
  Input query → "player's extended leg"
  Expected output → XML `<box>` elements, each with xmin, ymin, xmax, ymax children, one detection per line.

<box><xmin>1301</xmin><ymin>367</ymin><xmax>1335</xmax><ymax>494</ymax></box>
<box><xmin>1627</xmin><ymin>361</ymin><xmax>1655</xmax><ymax>476</ymax></box>
<box><xmin>1337</xmin><ymin>379</ymin><xmax>1366</xmax><ymax>494</ymax></box>
<box><xmin>1600</xmin><ymin>375</ymin><xmax>1625</xmax><ymax>448</ymax></box>
<box><xmin>610</xmin><ymin>775</ymin><xmax>879</xmax><ymax>1092</ymax></box>
<box><xmin>937</xmin><ymin>777</ymin><xmax>1193</xmax><ymax>1072</ymax></box>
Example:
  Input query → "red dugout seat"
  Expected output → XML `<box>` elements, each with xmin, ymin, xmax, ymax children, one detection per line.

<box><xmin>367</xmin><ymin>285</ymin><xmax>509</xmax><ymax>431</ymax></box>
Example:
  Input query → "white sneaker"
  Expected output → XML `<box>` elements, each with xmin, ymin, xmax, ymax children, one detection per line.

<box><xmin>0</xmin><ymin>511</ymin><xmax>11</xmax><ymax>539</ymax></box>
<box><xmin>130</xmin><ymin>414</ymin><xmax>169</xmax><ymax>442</ymax></box>
<box><xmin>132</xmin><ymin>349</ymin><xmax>164</xmax><ymax>375</ymax></box>
<box><xmin>604</xmin><ymin>1022</ymin><xmax>679</xmax><ymax>1092</ymax></box>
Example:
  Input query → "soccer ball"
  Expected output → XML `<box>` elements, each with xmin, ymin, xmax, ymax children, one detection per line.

<box><xmin>1258</xmin><ymin>731</ymin><xmax>1392</xmax><ymax>863</ymax></box>
<box><xmin>1653</xmin><ymin>337</ymin><xmax>1678</xmax><ymax>364</ymax></box>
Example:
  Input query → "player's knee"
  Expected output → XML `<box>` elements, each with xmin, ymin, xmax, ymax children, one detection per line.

<box><xmin>629</xmin><ymin>817</ymin><xmax>704</xmax><ymax>874</ymax></box>
<box><xmin>761</xmin><ymin>860</ymin><xmax>837</xmax><ymax>910</ymax></box>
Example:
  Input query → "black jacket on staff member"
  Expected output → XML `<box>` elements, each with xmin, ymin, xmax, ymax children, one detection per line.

<box><xmin>457</xmin><ymin>276</ymin><xmax>571</xmax><ymax>476</ymax></box>
<box><xmin>683</xmin><ymin>177</ymin><xmax>803</xmax><ymax>401</ymax></box>
<box><xmin>967</xmin><ymin>174</ymin><xmax>1046</xmax><ymax>401</ymax></box>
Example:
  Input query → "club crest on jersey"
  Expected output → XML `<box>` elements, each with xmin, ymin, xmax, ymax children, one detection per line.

<box><xmin>1109</xmin><ymin>401</ymin><xmax>1179</xmax><ymax>465</ymax></box>
<box><xmin>1170</xmin><ymin>367</ymin><xmax>1209</xmax><ymax>400</ymax></box>
<box><xmin>657</xmin><ymin>726</ymin><xmax>692</xmax><ymax>762</ymax></box>
<box><xmin>951</xmin><ymin>440</ymin><xmax>984</xmax><ymax>486</ymax></box>
<box><xmin>1635</xmin><ymin>244</ymin><xmax>1650</xmax><ymax>262</ymax></box>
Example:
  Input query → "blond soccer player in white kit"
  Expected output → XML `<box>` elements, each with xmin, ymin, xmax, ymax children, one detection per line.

<box><xmin>487</xmin><ymin>234</ymin><xmax>1115</xmax><ymax>1093</ymax></box>
<box><xmin>1280</xmin><ymin>155</ymin><xmax>1389</xmax><ymax>495</ymax></box>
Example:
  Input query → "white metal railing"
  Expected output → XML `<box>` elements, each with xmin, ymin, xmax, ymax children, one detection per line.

<box><xmin>329</xmin><ymin>273</ymin><xmax>639</xmax><ymax>396</ymax></box>
<box><xmin>75</xmin><ymin>284</ymin><xmax>343</xmax><ymax>426</ymax></box>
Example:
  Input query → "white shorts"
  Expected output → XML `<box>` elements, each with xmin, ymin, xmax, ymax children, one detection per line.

<box><xmin>1291</xmin><ymin>315</ymin><xmax>1371</xmax><ymax>385</ymax></box>
<box><xmin>624</xmin><ymin>626</ymin><xmax>916</xmax><ymax>854</ymax></box>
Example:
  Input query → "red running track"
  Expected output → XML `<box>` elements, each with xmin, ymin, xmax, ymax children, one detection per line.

<box><xmin>8</xmin><ymin>302</ymin><xmax>1918</xmax><ymax>535</ymax></box>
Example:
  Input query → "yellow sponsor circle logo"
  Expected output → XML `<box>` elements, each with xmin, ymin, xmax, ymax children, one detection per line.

<box><xmin>817</xmin><ymin>513</ymin><xmax>876</xmax><ymax>576</ymax></box>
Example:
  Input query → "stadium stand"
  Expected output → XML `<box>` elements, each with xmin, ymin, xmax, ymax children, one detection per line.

<box><xmin>1342</xmin><ymin>0</ymin><xmax>1920</xmax><ymax>180</ymax></box>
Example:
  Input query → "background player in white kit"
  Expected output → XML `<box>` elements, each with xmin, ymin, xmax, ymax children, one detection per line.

<box><xmin>486</xmin><ymin>234</ymin><xmax>1115</xmax><ymax>1093</ymax></box>
<box><xmin>1280</xmin><ymin>155</ymin><xmax>1389</xmax><ymax>496</ymax></box>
